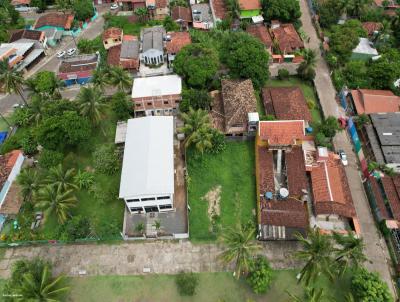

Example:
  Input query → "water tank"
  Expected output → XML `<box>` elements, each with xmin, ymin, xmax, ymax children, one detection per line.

<box><xmin>279</xmin><ymin>188</ymin><xmax>289</xmax><ymax>199</ymax></box>
<box><xmin>265</xmin><ymin>192</ymin><xmax>273</xmax><ymax>200</ymax></box>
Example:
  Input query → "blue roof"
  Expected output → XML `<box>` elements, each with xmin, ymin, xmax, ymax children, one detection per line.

<box><xmin>0</xmin><ymin>132</ymin><xmax>8</xmax><ymax>144</ymax></box>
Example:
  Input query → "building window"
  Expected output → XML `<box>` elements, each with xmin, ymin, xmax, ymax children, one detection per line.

<box><xmin>105</xmin><ymin>41</ymin><xmax>108</xmax><ymax>44</ymax></box>
<box><xmin>130</xmin><ymin>207</ymin><xmax>143</xmax><ymax>212</ymax></box>
<box><xmin>141</xmin><ymin>197</ymin><xmax>156</xmax><ymax>201</ymax></box>
<box><xmin>147</xmin><ymin>102</ymin><xmax>152</xmax><ymax>106</ymax></box>
<box><xmin>127</xmin><ymin>198</ymin><xmax>140</xmax><ymax>202</ymax></box>
<box><xmin>163</xmin><ymin>101</ymin><xmax>169</xmax><ymax>105</ymax></box>
<box><xmin>159</xmin><ymin>204</ymin><xmax>172</xmax><ymax>210</ymax></box>
<box><xmin>157</xmin><ymin>196</ymin><xmax>170</xmax><ymax>200</ymax></box>
<box><xmin>136</xmin><ymin>103</ymin><xmax>141</xmax><ymax>107</ymax></box>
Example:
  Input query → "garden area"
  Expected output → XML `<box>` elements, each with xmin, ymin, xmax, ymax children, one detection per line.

<box><xmin>103</xmin><ymin>14</ymin><xmax>162</xmax><ymax>36</ymax></box>
<box><xmin>187</xmin><ymin>141</ymin><xmax>256</xmax><ymax>241</ymax></box>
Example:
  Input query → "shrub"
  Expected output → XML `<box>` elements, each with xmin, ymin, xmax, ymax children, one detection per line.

<box><xmin>74</xmin><ymin>170</ymin><xmax>95</xmax><ymax>190</ymax></box>
<box><xmin>13</xmin><ymin>107</ymin><xmax>31</xmax><ymax>127</ymax></box>
<box><xmin>278</xmin><ymin>68</ymin><xmax>290</xmax><ymax>80</ymax></box>
<box><xmin>351</xmin><ymin>268</ymin><xmax>393</xmax><ymax>302</ymax></box>
<box><xmin>206</xmin><ymin>129</ymin><xmax>226</xmax><ymax>154</ymax></box>
<box><xmin>307</xmin><ymin>100</ymin><xmax>316</xmax><ymax>110</ymax></box>
<box><xmin>0</xmin><ymin>135</ymin><xmax>21</xmax><ymax>154</ymax></box>
<box><xmin>58</xmin><ymin>215</ymin><xmax>91</xmax><ymax>241</ymax></box>
<box><xmin>38</xmin><ymin>149</ymin><xmax>64</xmax><ymax>169</ymax></box>
<box><xmin>92</xmin><ymin>144</ymin><xmax>120</xmax><ymax>175</ymax></box>
<box><xmin>111</xmin><ymin>91</ymin><xmax>133</xmax><ymax>120</ymax></box>
<box><xmin>20</xmin><ymin>131</ymin><xmax>38</xmax><ymax>155</ymax></box>
<box><xmin>175</xmin><ymin>272</ymin><xmax>199</xmax><ymax>296</ymax></box>
<box><xmin>246</xmin><ymin>256</ymin><xmax>273</xmax><ymax>294</ymax></box>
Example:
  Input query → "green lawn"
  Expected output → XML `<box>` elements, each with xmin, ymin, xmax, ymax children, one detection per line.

<box><xmin>66</xmin><ymin>270</ymin><xmax>350</xmax><ymax>302</ymax></box>
<box><xmin>105</xmin><ymin>16</ymin><xmax>162</xmax><ymax>36</ymax></box>
<box><xmin>265</xmin><ymin>77</ymin><xmax>322</xmax><ymax>124</ymax></box>
<box><xmin>187</xmin><ymin>141</ymin><xmax>256</xmax><ymax>241</ymax></box>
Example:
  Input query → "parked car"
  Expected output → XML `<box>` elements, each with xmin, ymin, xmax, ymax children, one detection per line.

<box><xmin>110</xmin><ymin>3</ymin><xmax>119</xmax><ymax>9</ymax></box>
<box><xmin>67</xmin><ymin>48</ymin><xmax>76</xmax><ymax>56</ymax></box>
<box><xmin>56</xmin><ymin>51</ymin><xmax>66</xmax><ymax>58</ymax></box>
<box><xmin>338</xmin><ymin>150</ymin><xmax>348</xmax><ymax>166</ymax></box>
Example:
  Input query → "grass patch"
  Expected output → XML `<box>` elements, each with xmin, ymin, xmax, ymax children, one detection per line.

<box><xmin>104</xmin><ymin>15</ymin><xmax>162</xmax><ymax>36</ymax></box>
<box><xmin>67</xmin><ymin>270</ymin><xmax>350</xmax><ymax>302</ymax></box>
<box><xmin>187</xmin><ymin>141</ymin><xmax>256</xmax><ymax>241</ymax></box>
<box><xmin>265</xmin><ymin>77</ymin><xmax>322</xmax><ymax>124</ymax></box>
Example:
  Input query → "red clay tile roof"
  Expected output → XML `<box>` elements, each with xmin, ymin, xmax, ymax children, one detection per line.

<box><xmin>120</xmin><ymin>59</ymin><xmax>139</xmax><ymax>70</ymax></box>
<box><xmin>259</xmin><ymin>120</ymin><xmax>305</xmax><ymax>146</ymax></box>
<box><xmin>351</xmin><ymin>89</ymin><xmax>400</xmax><ymax>114</ymax></box>
<box><xmin>171</xmin><ymin>6</ymin><xmax>193</xmax><ymax>22</ymax></box>
<box><xmin>262</xmin><ymin>87</ymin><xmax>312</xmax><ymax>122</ymax></box>
<box><xmin>271</xmin><ymin>23</ymin><xmax>304</xmax><ymax>54</ymax></box>
<box><xmin>362</xmin><ymin>22</ymin><xmax>382</xmax><ymax>36</ymax></box>
<box><xmin>34</xmin><ymin>13</ymin><xmax>74</xmax><ymax>30</ymax></box>
<box><xmin>369</xmin><ymin>176</ymin><xmax>390</xmax><ymax>219</ymax></box>
<box><xmin>210</xmin><ymin>0</ymin><xmax>227</xmax><ymax>20</ymax></box>
<box><xmin>374</xmin><ymin>0</ymin><xmax>400</xmax><ymax>7</ymax></box>
<box><xmin>0</xmin><ymin>150</ymin><xmax>22</xmax><ymax>191</ymax></box>
<box><xmin>9</xmin><ymin>29</ymin><xmax>44</xmax><ymax>43</ymax></box>
<box><xmin>238</xmin><ymin>0</ymin><xmax>261</xmax><ymax>10</ymax></box>
<box><xmin>286</xmin><ymin>146</ymin><xmax>308</xmax><ymax>197</ymax></box>
<box><xmin>11</xmin><ymin>0</ymin><xmax>30</xmax><ymax>5</ymax></box>
<box><xmin>310</xmin><ymin>152</ymin><xmax>356</xmax><ymax>218</ymax></box>
<box><xmin>155</xmin><ymin>0</ymin><xmax>167</xmax><ymax>8</ymax></box>
<box><xmin>107</xmin><ymin>45</ymin><xmax>121</xmax><ymax>66</ymax></box>
<box><xmin>165</xmin><ymin>32</ymin><xmax>191</xmax><ymax>54</ymax></box>
<box><xmin>103</xmin><ymin>27</ymin><xmax>123</xmax><ymax>40</ymax></box>
<box><xmin>381</xmin><ymin>175</ymin><xmax>400</xmax><ymax>221</ymax></box>
<box><xmin>246</xmin><ymin>24</ymin><xmax>272</xmax><ymax>48</ymax></box>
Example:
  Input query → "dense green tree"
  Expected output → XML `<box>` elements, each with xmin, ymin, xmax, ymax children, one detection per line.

<box><xmin>91</xmin><ymin>67</ymin><xmax>109</xmax><ymax>91</ymax></box>
<box><xmin>73</xmin><ymin>0</ymin><xmax>94</xmax><ymax>21</ymax></box>
<box><xmin>0</xmin><ymin>59</ymin><xmax>28</xmax><ymax>106</ymax></box>
<box><xmin>17</xmin><ymin>168</ymin><xmax>41</xmax><ymax>202</ymax></box>
<box><xmin>38</xmin><ymin>149</ymin><xmax>64</xmax><ymax>169</ymax></box>
<box><xmin>74</xmin><ymin>170</ymin><xmax>94</xmax><ymax>190</ymax></box>
<box><xmin>29</xmin><ymin>71</ymin><xmax>64</xmax><ymax>98</ymax></box>
<box><xmin>180</xmin><ymin>89</ymin><xmax>212</xmax><ymax>113</ymax></box>
<box><xmin>174</xmin><ymin>44</ymin><xmax>219</xmax><ymax>89</ymax></box>
<box><xmin>107</xmin><ymin>66</ymin><xmax>131</xmax><ymax>92</ymax></box>
<box><xmin>297</xmin><ymin>49</ymin><xmax>317</xmax><ymax>81</ymax></box>
<box><xmin>58</xmin><ymin>215</ymin><xmax>91</xmax><ymax>241</ymax></box>
<box><xmin>77</xmin><ymin>38</ymin><xmax>99</xmax><ymax>54</ymax></box>
<box><xmin>351</xmin><ymin>268</ymin><xmax>393</xmax><ymax>302</ymax></box>
<box><xmin>261</xmin><ymin>0</ymin><xmax>301</xmax><ymax>23</ymax></box>
<box><xmin>31</xmin><ymin>0</ymin><xmax>47</xmax><ymax>11</ymax></box>
<box><xmin>219</xmin><ymin>223</ymin><xmax>260</xmax><ymax>279</ymax></box>
<box><xmin>175</xmin><ymin>272</ymin><xmax>199</xmax><ymax>296</ymax></box>
<box><xmin>134</xmin><ymin>7</ymin><xmax>148</xmax><ymax>23</ymax></box>
<box><xmin>163</xmin><ymin>15</ymin><xmax>179</xmax><ymax>31</ymax></box>
<box><xmin>76</xmin><ymin>86</ymin><xmax>107</xmax><ymax>126</ymax></box>
<box><xmin>0</xmin><ymin>0</ymin><xmax>22</xmax><ymax>43</ymax></box>
<box><xmin>246</xmin><ymin>256</ymin><xmax>273</xmax><ymax>294</ymax></box>
<box><xmin>220</xmin><ymin>32</ymin><xmax>269</xmax><ymax>89</ymax></box>
<box><xmin>225</xmin><ymin>0</ymin><xmax>241</xmax><ymax>18</ymax></box>
<box><xmin>315</xmin><ymin>0</ymin><xmax>342</xmax><ymax>28</ymax></box>
<box><xmin>111</xmin><ymin>91</ymin><xmax>133</xmax><ymax>120</ymax></box>
<box><xmin>339</xmin><ymin>60</ymin><xmax>370</xmax><ymax>89</ymax></box>
<box><xmin>367</xmin><ymin>49</ymin><xmax>400</xmax><ymax>91</ymax></box>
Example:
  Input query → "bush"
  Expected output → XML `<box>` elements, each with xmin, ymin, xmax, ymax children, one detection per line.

<box><xmin>20</xmin><ymin>131</ymin><xmax>38</xmax><ymax>155</ymax></box>
<box><xmin>58</xmin><ymin>215</ymin><xmax>91</xmax><ymax>241</ymax></box>
<box><xmin>246</xmin><ymin>256</ymin><xmax>273</xmax><ymax>294</ymax></box>
<box><xmin>175</xmin><ymin>272</ymin><xmax>199</xmax><ymax>296</ymax></box>
<box><xmin>38</xmin><ymin>149</ymin><xmax>64</xmax><ymax>169</ymax></box>
<box><xmin>278</xmin><ymin>68</ymin><xmax>290</xmax><ymax>80</ymax></box>
<box><xmin>13</xmin><ymin>107</ymin><xmax>31</xmax><ymax>127</ymax></box>
<box><xmin>351</xmin><ymin>268</ymin><xmax>393</xmax><ymax>302</ymax></box>
<box><xmin>111</xmin><ymin>91</ymin><xmax>133</xmax><ymax>120</ymax></box>
<box><xmin>74</xmin><ymin>170</ymin><xmax>95</xmax><ymax>190</ymax></box>
<box><xmin>92</xmin><ymin>144</ymin><xmax>120</xmax><ymax>175</ymax></box>
<box><xmin>206</xmin><ymin>129</ymin><xmax>226</xmax><ymax>154</ymax></box>
<box><xmin>0</xmin><ymin>135</ymin><xmax>21</xmax><ymax>155</ymax></box>
<box><xmin>307</xmin><ymin>100</ymin><xmax>316</xmax><ymax>110</ymax></box>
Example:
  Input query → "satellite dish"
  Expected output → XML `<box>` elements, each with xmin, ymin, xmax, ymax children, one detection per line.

<box><xmin>279</xmin><ymin>188</ymin><xmax>289</xmax><ymax>199</ymax></box>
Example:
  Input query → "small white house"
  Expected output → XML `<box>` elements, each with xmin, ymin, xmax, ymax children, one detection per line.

<box><xmin>119</xmin><ymin>116</ymin><xmax>174</xmax><ymax>214</ymax></box>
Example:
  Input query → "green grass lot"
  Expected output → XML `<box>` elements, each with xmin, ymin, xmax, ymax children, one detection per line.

<box><xmin>265</xmin><ymin>77</ymin><xmax>323</xmax><ymax>124</ymax></box>
<box><xmin>187</xmin><ymin>141</ymin><xmax>256</xmax><ymax>241</ymax></box>
<box><xmin>66</xmin><ymin>271</ymin><xmax>351</xmax><ymax>302</ymax></box>
<box><xmin>105</xmin><ymin>16</ymin><xmax>162</xmax><ymax>36</ymax></box>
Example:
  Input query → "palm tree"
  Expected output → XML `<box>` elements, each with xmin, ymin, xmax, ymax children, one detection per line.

<box><xmin>333</xmin><ymin>232</ymin><xmax>366</xmax><ymax>276</ymax></box>
<box><xmin>35</xmin><ymin>185</ymin><xmax>77</xmax><ymax>224</ymax></box>
<box><xmin>76</xmin><ymin>86</ymin><xmax>107</xmax><ymax>126</ymax></box>
<box><xmin>294</xmin><ymin>228</ymin><xmax>334</xmax><ymax>286</ymax></box>
<box><xmin>189</xmin><ymin>126</ymin><xmax>213</xmax><ymax>155</ymax></box>
<box><xmin>24</xmin><ymin>77</ymin><xmax>40</xmax><ymax>98</ymax></box>
<box><xmin>92</xmin><ymin>67</ymin><xmax>109</xmax><ymax>92</ymax></box>
<box><xmin>0</xmin><ymin>59</ymin><xmax>28</xmax><ymax>106</ymax></box>
<box><xmin>298</xmin><ymin>49</ymin><xmax>317</xmax><ymax>80</ymax></box>
<box><xmin>287</xmin><ymin>287</ymin><xmax>325</xmax><ymax>302</ymax></box>
<box><xmin>17</xmin><ymin>168</ymin><xmax>41</xmax><ymax>202</ymax></box>
<box><xmin>351</xmin><ymin>0</ymin><xmax>372</xmax><ymax>18</ymax></box>
<box><xmin>27</xmin><ymin>94</ymin><xmax>46</xmax><ymax>125</ymax></box>
<box><xmin>18</xmin><ymin>265</ymin><xmax>69</xmax><ymax>301</ymax></box>
<box><xmin>107</xmin><ymin>66</ymin><xmax>131</xmax><ymax>93</ymax></box>
<box><xmin>219</xmin><ymin>223</ymin><xmax>261</xmax><ymax>279</ymax></box>
<box><xmin>374</xmin><ymin>20</ymin><xmax>393</xmax><ymax>47</ymax></box>
<box><xmin>180</xmin><ymin>107</ymin><xmax>211</xmax><ymax>148</ymax></box>
<box><xmin>46</xmin><ymin>164</ymin><xmax>78</xmax><ymax>192</ymax></box>
<box><xmin>134</xmin><ymin>7</ymin><xmax>148</xmax><ymax>23</ymax></box>
<box><xmin>226</xmin><ymin>0</ymin><xmax>240</xmax><ymax>19</ymax></box>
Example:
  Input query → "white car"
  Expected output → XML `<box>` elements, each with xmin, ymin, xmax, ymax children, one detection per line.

<box><xmin>110</xmin><ymin>3</ymin><xmax>119</xmax><ymax>10</ymax></box>
<box><xmin>56</xmin><ymin>51</ymin><xmax>66</xmax><ymax>58</ymax></box>
<box><xmin>339</xmin><ymin>150</ymin><xmax>348</xmax><ymax>166</ymax></box>
<box><xmin>67</xmin><ymin>48</ymin><xmax>77</xmax><ymax>56</ymax></box>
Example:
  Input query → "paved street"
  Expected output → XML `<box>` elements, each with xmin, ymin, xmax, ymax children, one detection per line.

<box><xmin>0</xmin><ymin>241</ymin><xmax>302</xmax><ymax>278</ymax></box>
<box><xmin>300</xmin><ymin>0</ymin><xmax>396</xmax><ymax>296</ymax></box>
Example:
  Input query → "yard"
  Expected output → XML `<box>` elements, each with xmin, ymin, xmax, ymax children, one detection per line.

<box><xmin>65</xmin><ymin>270</ymin><xmax>350</xmax><ymax>302</ymax></box>
<box><xmin>187</xmin><ymin>141</ymin><xmax>256</xmax><ymax>241</ymax></box>
<box><xmin>104</xmin><ymin>15</ymin><xmax>162</xmax><ymax>36</ymax></box>
<box><xmin>264</xmin><ymin>77</ymin><xmax>322</xmax><ymax>124</ymax></box>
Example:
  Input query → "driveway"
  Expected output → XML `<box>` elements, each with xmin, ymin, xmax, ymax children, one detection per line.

<box><xmin>300</xmin><ymin>0</ymin><xmax>396</xmax><ymax>296</ymax></box>
<box><xmin>0</xmin><ymin>241</ymin><xmax>302</xmax><ymax>278</ymax></box>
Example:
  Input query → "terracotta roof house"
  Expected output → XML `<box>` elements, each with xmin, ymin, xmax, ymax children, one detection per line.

<box><xmin>33</xmin><ymin>13</ymin><xmax>74</xmax><ymax>31</ymax></box>
<box><xmin>11</xmin><ymin>0</ymin><xmax>31</xmax><ymax>11</ymax></box>
<box><xmin>210</xmin><ymin>0</ymin><xmax>227</xmax><ymax>21</ymax></box>
<box><xmin>132</xmin><ymin>75</ymin><xmax>182</xmax><ymax>116</ymax></box>
<box><xmin>0</xmin><ymin>150</ymin><xmax>25</xmax><ymax>217</ymax></box>
<box><xmin>9</xmin><ymin>29</ymin><xmax>47</xmax><ymax>48</ymax></box>
<box><xmin>120</xmin><ymin>37</ymin><xmax>140</xmax><ymax>70</ymax></box>
<box><xmin>258</xmin><ymin>120</ymin><xmax>306</xmax><ymax>147</ymax></box>
<box><xmin>238</xmin><ymin>0</ymin><xmax>261</xmax><ymax>18</ymax></box>
<box><xmin>349</xmin><ymin>89</ymin><xmax>400</xmax><ymax>115</ymax></box>
<box><xmin>107</xmin><ymin>45</ymin><xmax>122</xmax><ymax>67</ymax></box>
<box><xmin>118</xmin><ymin>0</ymin><xmax>146</xmax><ymax>11</ymax></box>
<box><xmin>58</xmin><ymin>53</ymin><xmax>100</xmax><ymax>86</ymax></box>
<box><xmin>0</xmin><ymin>42</ymin><xmax>45</xmax><ymax>71</ymax></box>
<box><xmin>165</xmin><ymin>32</ymin><xmax>191</xmax><ymax>65</ymax></box>
<box><xmin>362</xmin><ymin>22</ymin><xmax>382</xmax><ymax>36</ymax></box>
<box><xmin>192</xmin><ymin>3</ymin><xmax>214</xmax><ymax>30</ymax></box>
<box><xmin>171</xmin><ymin>6</ymin><xmax>193</xmax><ymax>29</ymax></box>
<box><xmin>246</xmin><ymin>24</ymin><xmax>272</xmax><ymax>53</ymax></box>
<box><xmin>147</xmin><ymin>0</ymin><xmax>169</xmax><ymax>20</ymax></box>
<box><xmin>103</xmin><ymin>27</ymin><xmax>123</xmax><ymax>50</ymax></box>
<box><xmin>270</xmin><ymin>22</ymin><xmax>304</xmax><ymax>55</ymax></box>
<box><xmin>262</xmin><ymin>87</ymin><xmax>312</xmax><ymax>123</ymax></box>
<box><xmin>210</xmin><ymin>79</ymin><xmax>258</xmax><ymax>136</ymax></box>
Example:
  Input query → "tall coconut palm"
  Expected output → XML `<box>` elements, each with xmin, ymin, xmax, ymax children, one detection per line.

<box><xmin>287</xmin><ymin>287</ymin><xmax>325</xmax><ymax>302</ymax></box>
<box><xmin>333</xmin><ymin>232</ymin><xmax>366</xmax><ymax>276</ymax></box>
<box><xmin>295</xmin><ymin>228</ymin><xmax>334</xmax><ymax>286</ymax></box>
<box><xmin>76</xmin><ymin>86</ymin><xmax>107</xmax><ymax>126</ymax></box>
<box><xmin>351</xmin><ymin>0</ymin><xmax>372</xmax><ymax>18</ymax></box>
<box><xmin>298</xmin><ymin>49</ymin><xmax>317</xmax><ymax>81</ymax></box>
<box><xmin>46</xmin><ymin>164</ymin><xmax>78</xmax><ymax>192</ymax></box>
<box><xmin>18</xmin><ymin>265</ymin><xmax>69</xmax><ymax>301</ymax></box>
<box><xmin>180</xmin><ymin>107</ymin><xmax>211</xmax><ymax>148</ymax></box>
<box><xmin>92</xmin><ymin>67</ymin><xmax>109</xmax><ymax>92</ymax></box>
<box><xmin>0</xmin><ymin>59</ymin><xmax>28</xmax><ymax>106</ymax></box>
<box><xmin>17</xmin><ymin>168</ymin><xmax>41</xmax><ymax>202</ymax></box>
<box><xmin>28</xmin><ymin>94</ymin><xmax>46</xmax><ymax>125</ymax></box>
<box><xmin>35</xmin><ymin>185</ymin><xmax>77</xmax><ymax>224</ymax></box>
<box><xmin>219</xmin><ymin>223</ymin><xmax>261</xmax><ymax>279</ymax></box>
<box><xmin>107</xmin><ymin>66</ymin><xmax>131</xmax><ymax>92</ymax></box>
<box><xmin>189</xmin><ymin>125</ymin><xmax>213</xmax><ymax>155</ymax></box>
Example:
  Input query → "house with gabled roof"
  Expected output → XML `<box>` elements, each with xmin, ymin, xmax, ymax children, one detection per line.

<box><xmin>348</xmin><ymin>89</ymin><xmax>400</xmax><ymax>115</ymax></box>
<box><xmin>171</xmin><ymin>6</ymin><xmax>193</xmax><ymax>30</ymax></box>
<box><xmin>209</xmin><ymin>0</ymin><xmax>227</xmax><ymax>22</ymax></box>
<box><xmin>9</xmin><ymin>29</ymin><xmax>47</xmax><ymax>49</ymax></box>
<box><xmin>246</xmin><ymin>24</ymin><xmax>272</xmax><ymax>53</ymax></box>
<box><xmin>270</xmin><ymin>22</ymin><xmax>304</xmax><ymax>55</ymax></box>
<box><xmin>103</xmin><ymin>27</ymin><xmax>123</xmax><ymax>50</ymax></box>
<box><xmin>140</xmin><ymin>26</ymin><xmax>165</xmax><ymax>65</ymax></box>
<box><xmin>165</xmin><ymin>32</ymin><xmax>191</xmax><ymax>65</ymax></box>
<box><xmin>58</xmin><ymin>53</ymin><xmax>100</xmax><ymax>86</ymax></box>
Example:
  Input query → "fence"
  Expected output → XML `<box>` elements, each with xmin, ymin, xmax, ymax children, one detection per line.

<box><xmin>347</xmin><ymin>117</ymin><xmax>369</xmax><ymax>178</ymax></box>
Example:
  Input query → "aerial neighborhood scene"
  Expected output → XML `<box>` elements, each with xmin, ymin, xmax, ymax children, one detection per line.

<box><xmin>0</xmin><ymin>0</ymin><xmax>400</xmax><ymax>300</ymax></box>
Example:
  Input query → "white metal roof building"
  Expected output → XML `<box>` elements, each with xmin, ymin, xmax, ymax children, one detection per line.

<box><xmin>131</xmin><ymin>74</ymin><xmax>182</xmax><ymax>99</ymax></box>
<box><xmin>119</xmin><ymin>116</ymin><xmax>175</xmax><ymax>214</ymax></box>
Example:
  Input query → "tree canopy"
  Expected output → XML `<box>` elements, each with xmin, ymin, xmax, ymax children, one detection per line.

<box><xmin>73</xmin><ymin>0</ymin><xmax>95</xmax><ymax>22</ymax></box>
<box><xmin>351</xmin><ymin>268</ymin><xmax>393</xmax><ymax>302</ymax></box>
<box><xmin>174</xmin><ymin>43</ymin><xmax>219</xmax><ymax>89</ymax></box>
<box><xmin>261</xmin><ymin>0</ymin><xmax>301</xmax><ymax>23</ymax></box>
<box><xmin>220</xmin><ymin>32</ymin><xmax>269</xmax><ymax>89</ymax></box>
